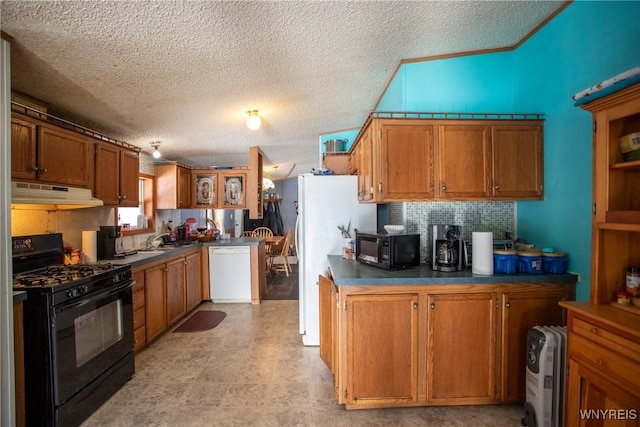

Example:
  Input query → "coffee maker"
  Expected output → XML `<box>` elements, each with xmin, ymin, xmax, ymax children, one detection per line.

<box><xmin>432</xmin><ymin>224</ymin><xmax>465</xmax><ymax>272</ymax></box>
<box><xmin>97</xmin><ymin>225</ymin><xmax>124</xmax><ymax>260</ymax></box>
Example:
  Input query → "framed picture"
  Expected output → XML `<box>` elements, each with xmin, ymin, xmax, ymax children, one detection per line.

<box><xmin>223</xmin><ymin>174</ymin><xmax>245</xmax><ymax>207</ymax></box>
<box><xmin>194</xmin><ymin>174</ymin><xmax>217</xmax><ymax>207</ymax></box>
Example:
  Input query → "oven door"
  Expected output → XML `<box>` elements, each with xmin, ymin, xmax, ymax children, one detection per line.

<box><xmin>53</xmin><ymin>280</ymin><xmax>134</xmax><ymax>405</ymax></box>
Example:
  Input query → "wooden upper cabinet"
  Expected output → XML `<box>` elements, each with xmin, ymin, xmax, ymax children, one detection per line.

<box><xmin>220</xmin><ymin>171</ymin><xmax>247</xmax><ymax>209</ymax></box>
<box><xmin>37</xmin><ymin>124</ymin><xmax>92</xmax><ymax>187</ymax></box>
<box><xmin>11</xmin><ymin>113</ymin><xmax>92</xmax><ymax>188</ymax></box>
<box><xmin>247</xmin><ymin>146</ymin><xmax>264</xmax><ymax>219</ymax></box>
<box><xmin>95</xmin><ymin>143</ymin><xmax>139</xmax><ymax>206</ymax></box>
<box><xmin>119</xmin><ymin>149</ymin><xmax>140</xmax><ymax>206</ymax></box>
<box><xmin>156</xmin><ymin>163</ymin><xmax>192</xmax><ymax>209</ymax></box>
<box><xmin>350</xmin><ymin>118</ymin><xmax>433</xmax><ymax>203</ymax></box>
<box><xmin>192</xmin><ymin>170</ymin><xmax>218</xmax><ymax>209</ymax></box>
<box><xmin>349</xmin><ymin>114</ymin><xmax>544</xmax><ymax>202</ymax></box>
<box><xmin>491</xmin><ymin>124</ymin><xmax>543</xmax><ymax>199</ymax></box>
<box><xmin>582</xmin><ymin>83</ymin><xmax>640</xmax><ymax>225</ymax></box>
<box><xmin>350</xmin><ymin>125</ymin><xmax>374</xmax><ymax>201</ymax></box>
<box><xmin>379</xmin><ymin>120</ymin><xmax>434</xmax><ymax>200</ymax></box>
<box><xmin>11</xmin><ymin>117</ymin><xmax>37</xmax><ymax>181</ymax></box>
<box><xmin>95</xmin><ymin>143</ymin><xmax>120</xmax><ymax>205</ymax></box>
<box><xmin>437</xmin><ymin>124</ymin><xmax>490</xmax><ymax>199</ymax></box>
<box><xmin>177</xmin><ymin>166</ymin><xmax>192</xmax><ymax>209</ymax></box>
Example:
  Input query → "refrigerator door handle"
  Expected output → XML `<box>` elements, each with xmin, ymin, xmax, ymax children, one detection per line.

<box><xmin>294</xmin><ymin>214</ymin><xmax>301</xmax><ymax>258</ymax></box>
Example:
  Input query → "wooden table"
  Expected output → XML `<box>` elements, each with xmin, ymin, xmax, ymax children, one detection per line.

<box><xmin>265</xmin><ymin>235</ymin><xmax>284</xmax><ymax>275</ymax></box>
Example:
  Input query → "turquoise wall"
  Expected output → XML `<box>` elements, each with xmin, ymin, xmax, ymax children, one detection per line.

<box><xmin>375</xmin><ymin>1</ymin><xmax>640</xmax><ymax>300</ymax></box>
<box><xmin>514</xmin><ymin>1</ymin><xmax>640</xmax><ymax>301</ymax></box>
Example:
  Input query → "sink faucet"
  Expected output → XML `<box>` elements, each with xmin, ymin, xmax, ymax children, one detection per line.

<box><xmin>145</xmin><ymin>233</ymin><xmax>170</xmax><ymax>249</ymax></box>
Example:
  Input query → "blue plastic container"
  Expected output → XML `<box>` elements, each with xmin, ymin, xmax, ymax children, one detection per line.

<box><xmin>517</xmin><ymin>251</ymin><xmax>544</xmax><ymax>274</ymax></box>
<box><xmin>494</xmin><ymin>250</ymin><xmax>518</xmax><ymax>274</ymax></box>
<box><xmin>542</xmin><ymin>253</ymin><xmax>568</xmax><ymax>274</ymax></box>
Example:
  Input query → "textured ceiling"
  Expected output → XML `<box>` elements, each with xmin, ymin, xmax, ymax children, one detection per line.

<box><xmin>1</xmin><ymin>0</ymin><xmax>565</xmax><ymax>178</ymax></box>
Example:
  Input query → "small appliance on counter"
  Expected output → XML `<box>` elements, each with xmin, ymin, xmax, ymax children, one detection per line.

<box><xmin>97</xmin><ymin>225</ymin><xmax>124</xmax><ymax>260</ymax></box>
<box><xmin>355</xmin><ymin>231</ymin><xmax>420</xmax><ymax>270</ymax></box>
<box><xmin>432</xmin><ymin>224</ymin><xmax>467</xmax><ymax>272</ymax></box>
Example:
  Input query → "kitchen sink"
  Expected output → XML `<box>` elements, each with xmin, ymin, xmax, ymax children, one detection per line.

<box><xmin>138</xmin><ymin>247</ymin><xmax>176</xmax><ymax>253</ymax></box>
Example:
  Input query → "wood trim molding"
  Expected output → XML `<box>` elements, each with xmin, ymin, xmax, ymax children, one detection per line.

<box><xmin>372</xmin><ymin>0</ymin><xmax>573</xmax><ymax>111</ymax></box>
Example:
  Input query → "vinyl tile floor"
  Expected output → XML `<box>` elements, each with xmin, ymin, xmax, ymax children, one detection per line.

<box><xmin>82</xmin><ymin>300</ymin><xmax>525</xmax><ymax>427</ymax></box>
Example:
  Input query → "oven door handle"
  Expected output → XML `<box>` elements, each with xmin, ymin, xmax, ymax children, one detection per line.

<box><xmin>56</xmin><ymin>279</ymin><xmax>135</xmax><ymax>312</ymax></box>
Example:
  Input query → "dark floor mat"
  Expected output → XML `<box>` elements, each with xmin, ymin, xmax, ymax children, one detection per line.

<box><xmin>172</xmin><ymin>310</ymin><xmax>226</xmax><ymax>332</ymax></box>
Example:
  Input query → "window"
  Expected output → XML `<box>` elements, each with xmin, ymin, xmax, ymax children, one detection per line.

<box><xmin>117</xmin><ymin>173</ymin><xmax>154</xmax><ymax>235</ymax></box>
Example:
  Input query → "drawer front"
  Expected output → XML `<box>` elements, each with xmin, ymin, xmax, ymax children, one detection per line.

<box><xmin>570</xmin><ymin>317</ymin><xmax>640</xmax><ymax>395</ymax></box>
<box><xmin>133</xmin><ymin>307</ymin><xmax>145</xmax><ymax>330</ymax></box>
<box><xmin>572</xmin><ymin>317</ymin><xmax>640</xmax><ymax>364</ymax></box>
<box><xmin>132</xmin><ymin>288</ymin><xmax>145</xmax><ymax>311</ymax></box>
<box><xmin>133</xmin><ymin>280</ymin><xmax>144</xmax><ymax>294</ymax></box>
<box><xmin>134</xmin><ymin>325</ymin><xmax>146</xmax><ymax>352</ymax></box>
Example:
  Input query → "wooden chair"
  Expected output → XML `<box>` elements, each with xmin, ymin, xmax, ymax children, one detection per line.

<box><xmin>239</xmin><ymin>231</ymin><xmax>256</xmax><ymax>237</ymax></box>
<box><xmin>269</xmin><ymin>230</ymin><xmax>292</xmax><ymax>276</ymax></box>
<box><xmin>252</xmin><ymin>227</ymin><xmax>273</xmax><ymax>237</ymax></box>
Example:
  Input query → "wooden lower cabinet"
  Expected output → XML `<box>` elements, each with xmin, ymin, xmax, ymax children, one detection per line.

<box><xmin>319</xmin><ymin>275</ymin><xmax>335</xmax><ymax>371</ymax></box>
<box><xmin>144</xmin><ymin>262</ymin><xmax>167</xmax><ymax>343</ymax></box>
<box><xmin>428</xmin><ymin>293</ymin><xmax>496</xmax><ymax>404</ymax></box>
<box><xmin>560</xmin><ymin>303</ymin><xmax>640</xmax><ymax>427</ymax></box>
<box><xmin>329</xmin><ymin>281</ymin><xmax>574</xmax><ymax>410</ymax></box>
<box><xmin>346</xmin><ymin>293</ymin><xmax>419</xmax><ymax>408</ymax></box>
<box><xmin>185</xmin><ymin>252</ymin><xmax>202</xmax><ymax>312</ymax></box>
<box><xmin>500</xmin><ymin>289</ymin><xmax>569</xmax><ymax>402</ymax></box>
<box><xmin>166</xmin><ymin>258</ymin><xmax>186</xmax><ymax>325</ymax></box>
<box><xmin>140</xmin><ymin>249</ymin><xmax>204</xmax><ymax>347</ymax></box>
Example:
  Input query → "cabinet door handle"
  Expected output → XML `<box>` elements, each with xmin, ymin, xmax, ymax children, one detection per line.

<box><xmin>441</xmin><ymin>185</ymin><xmax>446</xmax><ymax>192</ymax></box>
<box><xmin>32</xmin><ymin>166</ymin><xmax>39</xmax><ymax>171</ymax></box>
<box><xmin>505</xmin><ymin>302</ymin><xmax>510</xmax><ymax>308</ymax></box>
<box><xmin>494</xmin><ymin>185</ymin><xmax>500</xmax><ymax>190</ymax></box>
<box><xmin>40</xmin><ymin>168</ymin><xmax>48</xmax><ymax>173</ymax></box>
<box><xmin>430</xmin><ymin>303</ymin><xmax>435</xmax><ymax>309</ymax></box>
<box><xmin>413</xmin><ymin>303</ymin><xmax>418</xmax><ymax>309</ymax></box>
<box><xmin>121</xmin><ymin>195</ymin><xmax>127</xmax><ymax>199</ymax></box>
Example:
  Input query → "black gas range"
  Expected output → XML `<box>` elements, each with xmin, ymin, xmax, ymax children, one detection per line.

<box><xmin>12</xmin><ymin>233</ymin><xmax>135</xmax><ymax>427</ymax></box>
<box><xmin>13</xmin><ymin>262</ymin><xmax>132</xmax><ymax>305</ymax></box>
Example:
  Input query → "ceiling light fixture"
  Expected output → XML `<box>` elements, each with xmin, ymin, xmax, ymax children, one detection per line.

<box><xmin>150</xmin><ymin>141</ymin><xmax>162</xmax><ymax>159</ymax></box>
<box><xmin>246</xmin><ymin>110</ymin><xmax>261</xmax><ymax>130</ymax></box>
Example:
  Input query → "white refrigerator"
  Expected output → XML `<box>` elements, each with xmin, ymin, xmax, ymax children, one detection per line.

<box><xmin>295</xmin><ymin>174</ymin><xmax>377</xmax><ymax>346</ymax></box>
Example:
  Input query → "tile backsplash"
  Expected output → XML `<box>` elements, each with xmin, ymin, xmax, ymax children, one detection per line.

<box><xmin>387</xmin><ymin>201</ymin><xmax>515</xmax><ymax>262</ymax></box>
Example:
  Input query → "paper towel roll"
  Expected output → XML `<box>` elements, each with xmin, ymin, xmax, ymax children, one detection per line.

<box><xmin>472</xmin><ymin>232</ymin><xmax>494</xmax><ymax>275</ymax></box>
<box><xmin>82</xmin><ymin>230</ymin><xmax>97</xmax><ymax>263</ymax></box>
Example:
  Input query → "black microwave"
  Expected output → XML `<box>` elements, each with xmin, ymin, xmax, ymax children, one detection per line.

<box><xmin>355</xmin><ymin>232</ymin><xmax>420</xmax><ymax>270</ymax></box>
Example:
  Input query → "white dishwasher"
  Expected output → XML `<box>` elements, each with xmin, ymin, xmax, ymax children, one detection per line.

<box><xmin>208</xmin><ymin>246</ymin><xmax>252</xmax><ymax>303</ymax></box>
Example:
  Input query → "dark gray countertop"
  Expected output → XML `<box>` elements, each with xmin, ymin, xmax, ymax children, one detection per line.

<box><xmin>112</xmin><ymin>237</ymin><xmax>265</xmax><ymax>268</ymax></box>
<box><xmin>328</xmin><ymin>255</ymin><xmax>578</xmax><ymax>286</ymax></box>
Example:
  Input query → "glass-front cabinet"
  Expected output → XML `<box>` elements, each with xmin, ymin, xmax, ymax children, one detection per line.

<box><xmin>192</xmin><ymin>171</ymin><xmax>218</xmax><ymax>209</ymax></box>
